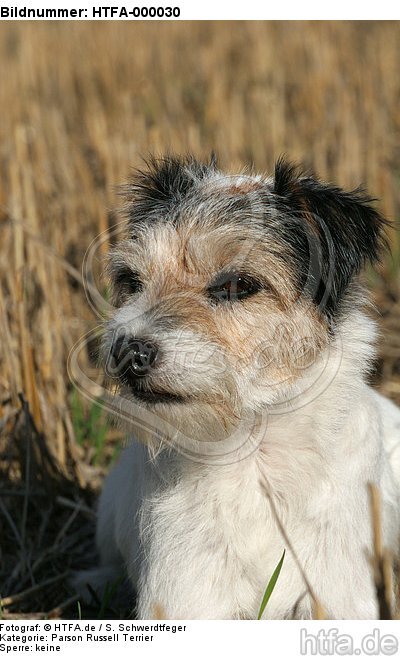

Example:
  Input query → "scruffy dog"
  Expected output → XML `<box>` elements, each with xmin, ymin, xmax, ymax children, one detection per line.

<box><xmin>83</xmin><ymin>155</ymin><xmax>400</xmax><ymax>619</ymax></box>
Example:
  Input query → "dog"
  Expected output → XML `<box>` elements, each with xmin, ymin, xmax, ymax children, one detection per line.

<box><xmin>80</xmin><ymin>155</ymin><xmax>400</xmax><ymax>619</ymax></box>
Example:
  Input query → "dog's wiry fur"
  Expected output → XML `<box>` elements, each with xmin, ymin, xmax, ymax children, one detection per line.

<box><xmin>79</xmin><ymin>155</ymin><xmax>400</xmax><ymax>619</ymax></box>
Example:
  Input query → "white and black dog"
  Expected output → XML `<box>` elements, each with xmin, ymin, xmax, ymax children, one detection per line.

<box><xmin>78</xmin><ymin>156</ymin><xmax>400</xmax><ymax>619</ymax></box>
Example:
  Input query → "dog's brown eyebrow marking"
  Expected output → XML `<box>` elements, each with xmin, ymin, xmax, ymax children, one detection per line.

<box><xmin>224</xmin><ymin>180</ymin><xmax>264</xmax><ymax>195</ymax></box>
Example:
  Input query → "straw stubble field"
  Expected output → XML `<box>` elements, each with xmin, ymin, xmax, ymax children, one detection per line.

<box><xmin>0</xmin><ymin>21</ymin><xmax>399</xmax><ymax>618</ymax></box>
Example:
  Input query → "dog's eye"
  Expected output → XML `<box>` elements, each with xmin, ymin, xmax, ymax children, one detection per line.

<box><xmin>208</xmin><ymin>273</ymin><xmax>261</xmax><ymax>303</ymax></box>
<box><xmin>114</xmin><ymin>268</ymin><xmax>142</xmax><ymax>295</ymax></box>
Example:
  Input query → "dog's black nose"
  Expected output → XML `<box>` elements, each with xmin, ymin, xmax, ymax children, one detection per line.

<box><xmin>110</xmin><ymin>336</ymin><xmax>159</xmax><ymax>382</ymax></box>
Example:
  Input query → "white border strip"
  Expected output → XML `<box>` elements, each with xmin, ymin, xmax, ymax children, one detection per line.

<box><xmin>0</xmin><ymin>620</ymin><xmax>399</xmax><ymax>655</ymax></box>
<box><xmin>0</xmin><ymin>0</ymin><xmax>399</xmax><ymax>20</ymax></box>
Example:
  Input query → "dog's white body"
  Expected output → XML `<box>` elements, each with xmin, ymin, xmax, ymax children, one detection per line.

<box><xmin>95</xmin><ymin>311</ymin><xmax>400</xmax><ymax>619</ymax></box>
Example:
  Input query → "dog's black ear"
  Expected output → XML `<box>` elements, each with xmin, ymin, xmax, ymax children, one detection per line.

<box><xmin>273</xmin><ymin>157</ymin><xmax>388</xmax><ymax>322</ymax></box>
<box><xmin>123</xmin><ymin>154</ymin><xmax>213</xmax><ymax>225</ymax></box>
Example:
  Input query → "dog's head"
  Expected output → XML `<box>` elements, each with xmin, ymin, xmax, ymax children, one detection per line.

<box><xmin>102</xmin><ymin>155</ymin><xmax>386</xmax><ymax>443</ymax></box>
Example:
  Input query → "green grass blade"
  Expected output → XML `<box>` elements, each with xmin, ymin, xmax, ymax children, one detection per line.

<box><xmin>257</xmin><ymin>549</ymin><xmax>286</xmax><ymax>620</ymax></box>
